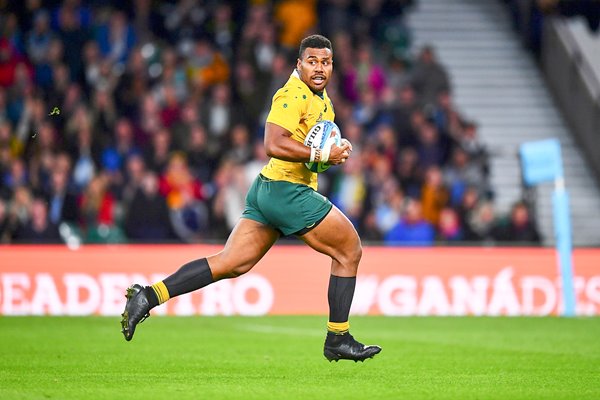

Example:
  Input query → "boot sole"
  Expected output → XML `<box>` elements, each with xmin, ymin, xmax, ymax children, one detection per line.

<box><xmin>324</xmin><ymin>348</ymin><xmax>380</xmax><ymax>363</ymax></box>
<box><xmin>120</xmin><ymin>285</ymin><xmax>139</xmax><ymax>341</ymax></box>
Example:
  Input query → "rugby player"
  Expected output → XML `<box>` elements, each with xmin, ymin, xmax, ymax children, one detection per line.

<box><xmin>121</xmin><ymin>34</ymin><xmax>381</xmax><ymax>362</ymax></box>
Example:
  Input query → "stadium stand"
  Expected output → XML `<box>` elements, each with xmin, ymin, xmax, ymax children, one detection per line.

<box><xmin>4</xmin><ymin>0</ymin><xmax>587</xmax><ymax>246</ymax></box>
<box><xmin>408</xmin><ymin>0</ymin><xmax>600</xmax><ymax>246</ymax></box>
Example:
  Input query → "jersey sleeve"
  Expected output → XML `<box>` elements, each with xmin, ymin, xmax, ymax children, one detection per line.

<box><xmin>266</xmin><ymin>87</ymin><xmax>305</xmax><ymax>134</ymax></box>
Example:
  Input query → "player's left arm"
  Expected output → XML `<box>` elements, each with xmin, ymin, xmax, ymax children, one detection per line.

<box><xmin>264</xmin><ymin>122</ymin><xmax>350</xmax><ymax>164</ymax></box>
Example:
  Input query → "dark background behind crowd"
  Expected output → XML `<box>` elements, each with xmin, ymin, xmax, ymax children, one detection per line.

<box><xmin>0</xmin><ymin>0</ymin><xmax>541</xmax><ymax>246</ymax></box>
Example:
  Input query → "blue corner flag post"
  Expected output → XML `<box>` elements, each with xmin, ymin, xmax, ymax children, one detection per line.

<box><xmin>519</xmin><ymin>139</ymin><xmax>576</xmax><ymax>316</ymax></box>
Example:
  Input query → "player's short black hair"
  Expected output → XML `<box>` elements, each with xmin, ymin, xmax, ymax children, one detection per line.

<box><xmin>298</xmin><ymin>35</ymin><xmax>332</xmax><ymax>59</ymax></box>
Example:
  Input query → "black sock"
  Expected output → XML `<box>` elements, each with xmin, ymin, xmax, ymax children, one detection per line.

<box><xmin>146</xmin><ymin>258</ymin><xmax>214</xmax><ymax>308</ymax></box>
<box><xmin>163</xmin><ymin>257</ymin><xmax>214</xmax><ymax>297</ymax></box>
<box><xmin>327</xmin><ymin>275</ymin><xmax>356</xmax><ymax>333</ymax></box>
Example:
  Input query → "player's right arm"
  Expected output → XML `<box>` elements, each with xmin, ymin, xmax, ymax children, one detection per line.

<box><xmin>264</xmin><ymin>122</ymin><xmax>350</xmax><ymax>165</ymax></box>
<box><xmin>264</xmin><ymin>122</ymin><xmax>312</xmax><ymax>162</ymax></box>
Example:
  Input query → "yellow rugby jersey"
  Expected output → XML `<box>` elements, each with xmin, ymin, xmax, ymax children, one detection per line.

<box><xmin>261</xmin><ymin>70</ymin><xmax>336</xmax><ymax>190</ymax></box>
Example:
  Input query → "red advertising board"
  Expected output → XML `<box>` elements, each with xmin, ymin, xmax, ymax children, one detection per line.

<box><xmin>1</xmin><ymin>245</ymin><xmax>599</xmax><ymax>316</ymax></box>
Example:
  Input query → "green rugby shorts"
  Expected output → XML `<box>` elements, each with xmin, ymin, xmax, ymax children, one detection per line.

<box><xmin>242</xmin><ymin>174</ymin><xmax>333</xmax><ymax>236</ymax></box>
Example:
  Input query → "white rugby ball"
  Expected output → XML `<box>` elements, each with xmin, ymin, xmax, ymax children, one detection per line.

<box><xmin>304</xmin><ymin>120</ymin><xmax>342</xmax><ymax>173</ymax></box>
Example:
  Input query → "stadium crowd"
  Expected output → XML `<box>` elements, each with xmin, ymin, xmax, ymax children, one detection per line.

<box><xmin>0</xmin><ymin>0</ymin><xmax>541</xmax><ymax>245</ymax></box>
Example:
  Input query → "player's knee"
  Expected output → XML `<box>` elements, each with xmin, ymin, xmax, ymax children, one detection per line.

<box><xmin>337</xmin><ymin>240</ymin><xmax>362</xmax><ymax>272</ymax></box>
<box><xmin>228</xmin><ymin>263</ymin><xmax>252</xmax><ymax>278</ymax></box>
<box><xmin>348</xmin><ymin>241</ymin><xmax>362</xmax><ymax>268</ymax></box>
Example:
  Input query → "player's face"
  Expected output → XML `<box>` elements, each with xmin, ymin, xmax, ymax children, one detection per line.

<box><xmin>297</xmin><ymin>47</ymin><xmax>333</xmax><ymax>93</ymax></box>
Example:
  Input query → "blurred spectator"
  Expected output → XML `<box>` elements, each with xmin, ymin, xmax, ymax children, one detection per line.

<box><xmin>171</xmin><ymin>99</ymin><xmax>200</xmax><ymax>150</ymax></box>
<box><xmin>467</xmin><ymin>201</ymin><xmax>500</xmax><ymax>242</ymax></box>
<box><xmin>352</xmin><ymin>87</ymin><xmax>386</xmax><ymax>133</ymax></box>
<box><xmin>354</xmin><ymin>41</ymin><xmax>388</xmax><ymax>97</ymax></box>
<box><xmin>421</xmin><ymin>165</ymin><xmax>449</xmax><ymax>226</ymax></box>
<box><xmin>2</xmin><ymin>12</ymin><xmax>25</xmax><ymax>55</ymax></box>
<box><xmin>410</xmin><ymin>45</ymin><xmax>450</xmax><ymax>107</ymax></box>
<box><xmin>385</xmin><ymin>54</ymin><xmax>411</xmax><ymax>91</ymax></box>
<box><xmin>342</xmin><ymin>42</ymin><xmax>387</xmax><ymax>103</ymax></box>
<box><xmin>251</xmin><ymin>23</ymin><xmax>278</xmax><ymax>74</ymax></box>
<box><xmin>185</xmin><ymin>124</ymin><xmax>215</xmax><ymax>183</ymax></box>
<box><xmin>372</xmin><ymin>178</ymin><xmax>405</xmax><ymax>237</ymax></box>
<box><xmin>113</xmin><ymin>45</ymin><xmax>148</xmax><ymax>118</ymax></box>
<box><xmin>46</xmin><ymin>157</ymin><xmax>79</xmax><ymax>225</ymax></box>
<box><xmin>330</xmin><ymin>154</ymin><xmax>368</xmax><ymax>227</ymax></box>
<box><xmin>225</xmin><ymin>123</ymin><xmax>253</xmax><ymax>165</ymax></box>
<box><xmin>384</xmin><ymin>84</ymin><xmax>418</xmax><ymax>148</ymax></box>
<box><xmin>0</xmin><ymin>38</ymin><xmax>28</xmax><ymax>87</ymax></box>
<box><xmin>154</xmin><ymin>48</ymin><xmax>188</xmax><ymax>105</ymax></box>
<box><xmin>233</xmin><ymin>59</ymin><xmax>266</xmax><ymax>131</ymax></box>
<box><xmin>436</xmin><ymin>207</ymin><xmax>463</xmax><ymax>242</ymax></box>
<box><xmin>160</xmin><ymin>152</ymin><xmax>208</xmax><ymax>243</ymax></box>
<box><xmin>189</xmin><ymin>37</ymin><xmax>229</xmax><ymax>90</ymax></box>
<box><xmin>211</xmin><ymin>159</ymin><xmax>248</xmax><ymax>235</ymax></box>
<box><xmin>69</xmin><ymin>124</ymin><xmax>98</xmax><ymax>191</ymax></box>
<box><xmin>13</xmin><ymin>195</ymin><xmax>62</xmax><ymax>244</ymax></box>
<box><xmin>157</xmin><ymin>85</ymin><xmax>181</xmax><ymax>129</ymax></box>
<box><xmin>124</xmin><ymin>171</ymin><xmax>172</xmax><ymax>242</ymax></box>
<box><xmin>455</xmin><ymin>186</ymin><xmax>480</xmax><ymax>240</ymax></box>
<box><xmin>395</xmin><ymin>147</ymin><xmax>421</xmax><ymax>198</ymax></box>
<box><xmin>274</xmin><ymin>0</ymin><xmax>317</xmax><ymax>51</ymax></box>
<box><xmin>458</xmin><ymin>121</ymin><xmax>490</xmax><ymax>192</ymax></box>
<box><xmin>101</xmin><ymin>117</ymin><xmax>139</xmax><ymax>178</ymax></box>
<box><xmin>202</xmin><ymin>83</ymin><xmax>238</xmax><ymax>142</ymax></box>
<box><xmin>494</xmin><ymin>201</ymin><xmax>542</xmax><ymax>243</ymax></box>
<box><xmin>415</xmin><ymin>121</ymin><xmax>447</xmax><ymax>169</ymax></box>
<box><xmin>131</xmin><ymin>0</ymin><xmax>165</xmax><ymax>43</ymax></box>
<box><xmin>0</xmin><ymin>197</ymin><xmax>10</xmax><ymax>242</ymax></box>
<box><xmin>7</xmin><ymin>185</ymin><xmax>33</xmax><ymax>237</ymax></box>
<box><xmin>162</xmin><ymin>0</ymin><xmax>207</xmax><ymax>45</ymax></box>
<box><xmin>56</xmin><ymin>2</ymin><xmax>90</xmax><ymax>82</ymax></box>
<box><xmin>384</xmin><ymin>198</ymin><xmax>435</xmax><ymax>246</ymax></box>
<box><xmin>206</xmin><ymin>3</ymin><xmax>236</xmax><ymax>62</ymax></box>
<box><xmin>82</xmin><ymin>40</ymin><xmax>103</xmax><ymax>92</ymax></box>
<box><xmin>144</xmin><ymin>127</ymin><xmax>172</xmax><ymax>173</ymax></box>
<box><xmin>373</xmin><ymin>123</ymin><xmax>397</xmax><ymax>167</ymax></box>
<box><xmin>443</xmin><ymin>147</ymin><xmax>488</xmax><ymax>203</ymax></box>
<box><xmin>26</xmin><ymin>10</ymin><xmax>55</xmax><ymax>70</ymax></box>
<box><xmin>2</xmin><ymin>157</ymin><xmax>28</xmax><ymax>199</ymax></box>
<box><xmin>95</xmin><ymin>10</ymin><xmax>136</xmax><ymax>66</ymax></box>
<box><xmin>431</xmin><ymin>90</ymin><xmax>464</xmax><ymax>139</ymax></box>
<box><xmin>137</xmin><ymin>93</ymin><xmax>162</xmax><ymax>141</ymax></box>
<box><xmin>121</xmin><ymin>153</ymin><xmax>147</xmax><ymax>207</ymax></box>
<box><xmin>79</xmin><ymin>174</ymin><xmax>115</xmax><ymax>231</ymax></box>
<box><xmin>90</xmin><ymin>88</ymin><xmax>117</xmax><ymax>134</ymax></box>
<box><xmin>318</xmin><ymin>0</ymin><xmax>352</xmax><ymax>40</ymax></box>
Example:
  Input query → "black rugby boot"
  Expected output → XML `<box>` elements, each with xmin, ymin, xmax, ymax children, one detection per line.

<box><xmin>120</xmin><ymin>284</ymin><xmax>151</xmax><ymax>341</ymax></box>
<box><xmin>323</xmin><ymin>332</ymin><xmax>382</xmax><ymax>362</ymax></box>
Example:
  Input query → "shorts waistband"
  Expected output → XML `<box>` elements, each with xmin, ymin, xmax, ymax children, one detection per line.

<box><xmin>259</xmin><ymin>173</ymin><xmax>274</xmax><ymax>182</ymax></box>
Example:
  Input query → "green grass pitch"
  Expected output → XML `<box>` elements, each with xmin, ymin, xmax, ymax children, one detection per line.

<box><xmin>1</xmin><ymin>316</ymin><xmax>599</xmax><ymax>399</ymax></box>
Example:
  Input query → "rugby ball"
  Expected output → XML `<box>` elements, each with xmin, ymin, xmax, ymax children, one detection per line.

<box><xmin>304</xmin><ymin>120</ymin><xmax>342</xmax><ymax>172</ymax></box>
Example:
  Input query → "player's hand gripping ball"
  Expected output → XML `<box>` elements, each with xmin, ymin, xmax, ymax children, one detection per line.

<box><xmin>304</xmin><ymin>120</ymin><xmax>343</xmax><ymax>172</ymax></box>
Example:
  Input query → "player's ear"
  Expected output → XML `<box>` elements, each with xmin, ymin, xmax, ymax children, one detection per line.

<box><xmin>296</xmin><ymin>58</ymin><xmax>301</xmax><ymax>70</ymax></box>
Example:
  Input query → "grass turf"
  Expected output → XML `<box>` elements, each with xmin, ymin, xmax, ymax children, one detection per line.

<box><xmin>0</xmin><ymin>316</ymin><xmax>599</xmax><ymax>399</ymax></box>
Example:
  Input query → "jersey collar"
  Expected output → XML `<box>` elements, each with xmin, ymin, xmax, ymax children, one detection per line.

<box><xmin>291</xmin><ymin>69</ymin><xmax>325</xmax><ymax>98</ymax></box>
